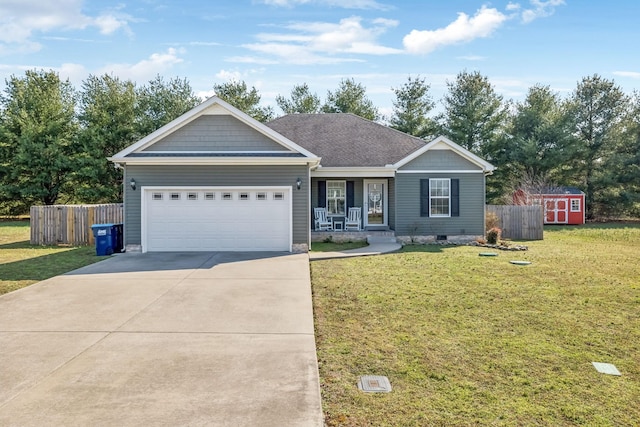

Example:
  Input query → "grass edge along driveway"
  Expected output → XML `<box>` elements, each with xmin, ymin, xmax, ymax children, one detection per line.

<box><xmin>0</xmin><ymin>220</ymin><xmax>106</xmax><ymax>296</ymax></box>
<box><xmin>311</xmin><ymin>224</ymin><xmax>640</xmax><ymax>426</ymax></box>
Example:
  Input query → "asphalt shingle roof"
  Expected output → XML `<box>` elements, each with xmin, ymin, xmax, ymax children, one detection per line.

<box><xmin>266</xmin><ymin>113</ymin><xmax>426</xmax><ymax>167</ymax></box>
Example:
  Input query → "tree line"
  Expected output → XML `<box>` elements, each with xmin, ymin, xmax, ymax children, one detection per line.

<box><xmin>1</xmin><ymin>69</ymin><xmax>638</xmax><ymax>219</ymax></box>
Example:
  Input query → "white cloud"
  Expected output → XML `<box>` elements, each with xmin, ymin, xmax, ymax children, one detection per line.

<box><xmin>258</xmin><ymin>0</ymin><xmax>391</xmax><ymax>10</ymax></box>
<box><xmin>506</xmin><ymin>2</ymin><xmax>521</xmax><ymax>11</ymax></box>
<box><xmin>238</xmin><ymin>16</ymin><xmax>401</xmax><ymax>65</ymax></box>
<box><xmin>403</xmin><ymin>6</ymin><xmax>507</xmax><ymax>55</ymax></box>
<box><xmin>613</xmin><ymin>71</ymin><xmax>640</xmax><ymax>79</ymax></box>
<box><xmin>521</xmin><ymin>0</ymin><xmax>565</xmax><ymax>23</ymax></box>
<box><xmin>0</xmin><ymin>0</ymin><xmax>133</xmax><ymax>53</ymax></box>
<box><xmin>98</xmin><ymin>48</ymin><xmax>183</xmax><ymax>81</ymax></box>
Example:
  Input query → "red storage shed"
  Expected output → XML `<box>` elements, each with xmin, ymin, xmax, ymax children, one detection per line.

<box><xmin>514</xmin><ymin>187</ymin><xmax>586</xmax><ymax>225</ymax></box>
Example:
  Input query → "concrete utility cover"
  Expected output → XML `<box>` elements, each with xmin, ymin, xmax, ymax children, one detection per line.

<box><xmin>358</xmin><ymin>375</ymin><xmax>392</xmax><ymax>393</ymax></box>
<box><xmin>592</xmin><ymin>362</ymin><xmax>621</xmax><ymax>376</ymax></box>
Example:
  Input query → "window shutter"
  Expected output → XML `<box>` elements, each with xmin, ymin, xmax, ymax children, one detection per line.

<box><xmin>346</xmin><ymin>181</ymin><xmax>354</xmax><ymax>209</ymax></box>
<box><xmin>318</xmin><ymin>180</ymin><xmax>326</xmax><ymax>208</ymax></box>
<box><xmin>420</xmin><ymin>179</ymin><xmax>430</xmax><ymax>217</ymax></box>
<box><xmin>451</xmin><ymin>179</ymin><xmax>459</xmax><ymax>217</ymax></box>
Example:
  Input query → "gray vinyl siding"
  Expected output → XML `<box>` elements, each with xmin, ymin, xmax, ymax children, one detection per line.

<box><xmin>124</xmin><ymin>165</ymin><xmax>309</xmax><ymax>247</ymax></box>
<box><xmin>395</xmin><ymin>172</ymin><xmax>485</xmax><ymax>236</ymax></box>
<box><xmin>400</xmin><ymin>149</ymin><xmax>482</xmax><ymax>171</ymax></box>
<box><xmin>143</xmin><ymin>115</ymin><xmax>289</xmax><ymax>152</ymax></box>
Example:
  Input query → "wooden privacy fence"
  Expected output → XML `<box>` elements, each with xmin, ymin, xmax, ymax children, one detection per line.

<box><xmin>30</xmin><ymin>204</ymin><xmax>124</xmax><ymax>246</ymax></box>
<box><xmin>486</xmin><ymin>205</ymin><xmax>544</xmax><ymax>240</ymax></box>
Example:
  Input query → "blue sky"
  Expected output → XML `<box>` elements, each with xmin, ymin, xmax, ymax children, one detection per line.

<box><xmin>1</xmin><ymin>0</ymin><xmax>639</xmax><ymax>118</ymax></box>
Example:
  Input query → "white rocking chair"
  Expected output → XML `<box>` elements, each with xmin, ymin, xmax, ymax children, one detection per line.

<box><xmin>314</xmin><ymin>207</ymin><xmax>333</xmax><ymax>231</ymax></box>
<box><xmin>344</xmin><ymin>207</ymin><xmax>361</xmax><ymax>231</ymax></box>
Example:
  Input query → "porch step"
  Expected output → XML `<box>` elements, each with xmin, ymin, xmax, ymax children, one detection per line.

<box><xmin>367</xmin><ymin>235</ymin><xmax>398</xmax><ymax>244</ymax></box>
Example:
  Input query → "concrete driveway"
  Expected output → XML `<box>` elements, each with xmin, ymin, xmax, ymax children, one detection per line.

<box><xmin>0</xmin><ymin>252</ymin><xmax>323</xmax><ymax>426</ymax></box>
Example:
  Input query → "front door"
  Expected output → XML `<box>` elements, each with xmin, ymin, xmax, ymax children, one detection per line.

<box><xmin>364</xmin><ymin>180</ymin><xmax>388</xmax><ymax>228</ymax></box>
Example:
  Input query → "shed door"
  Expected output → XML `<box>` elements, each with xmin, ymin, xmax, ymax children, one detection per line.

<box><xmin>545</xmin><ymin>198</ymin><xmax>568</xmax><ymax>224</ymax></box>
<box><xmin>143</xmin><ymin>187</ymin><xmax>291</xmax><ymax>252</ymax></box>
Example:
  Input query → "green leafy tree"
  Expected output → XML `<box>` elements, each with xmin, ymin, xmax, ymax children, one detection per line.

<box><xmin>276</xmin><ymin>83</ymin><xmax>321</xmax><ymax>114</ymax></box>
<box><xmin>0</xmin><ymin>69</ymin><xmax>79</xmax><ymax>210</ymax></box>
<box><xmin>568</xmin><ymin>74</ymin><xmax>628</xmax><ymax>218</ymax></box>
<box><xmin>76</xmin><ymin>74</ymin><xmax>138</xmax><ymax>203</ymax></box>
<box><xmin>136</xmin><ymin>75</ymin><xmax>200</xmax><ymax>135</ymax></box>
<box><xmin>439</xmin><ymin>70</ymin><xmax>508</xmax><ymax>158</ymax></box>
<box><xmin>213</xmin><ymin>80</ymin><xmax>274</xmax><ymax>122</ymax></box>
<box><xmin>389</xmin><ymin>76</ymin><xmax>435</xmax><ymax>138</ymax></box>
<box><xmin>322</xmin><ymin>78</ymin><xmax>379</xmax><ymax>121</ymax></box>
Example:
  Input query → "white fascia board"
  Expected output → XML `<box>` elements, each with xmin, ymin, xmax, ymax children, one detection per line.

<box><xmin>396</xmin><ymin>169</ymin><xmax>484</xmax><ymax>174</ymax></box>
<box><xmin>111</xmin><ymin>96</ymin><xmax>319</xmax><ymax>160</ymax></box>
<box><xmin>108</xmin><ymin>156</ymin><xmax>320</xmax><ymax>167</ymax></box>
<box><xmin>311</xmin><ymin>167</ymin><xmax>395</xmax><ymax>178</ymax></box>
<box><xmin>393</xmin><ymin>135</ymin><xmax>496</xmax><ymax>172</ymax></box>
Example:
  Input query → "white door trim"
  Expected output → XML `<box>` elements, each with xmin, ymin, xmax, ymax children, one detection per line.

<box><xmin>363</xmin><ymin>179</ymin><xmax>388</xmax><ymax>228</ymax></box>
<box><xmin>545</xmin><ymin>197</ymin><xmax>569</xmax><ymax>224</ymax></box>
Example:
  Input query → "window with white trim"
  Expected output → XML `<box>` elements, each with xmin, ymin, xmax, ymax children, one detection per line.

<box><xmin>239</xmin><ymin>192</ymin><xmax>249</xmax><ymax>200</ymax></box>
<box><xmin>570</xmin><ymin>198</ymin><xmax>581</xmax><ymax>212</ymax></box>
<box><xmin>152</xmin><ymin>193</ymin><xmax>163</xmax><ymax>201</ymax></box>
<box><xmin>170</xmin><ymin>192</ymin><xmax>180</xmax><ymax>201</ymax></box>
<box><xmin>430</xmin><ymin>178</ymin><xmax>450</xmax><ymax>217</ymax></box>
<box><xmin>222</xmin><ymin>192</ymin><xmax>232</xmax><ymax>200</ymax></box>
<box><xmin>327</xmin><ymin>180</ymin><xmax>346</xmax><ymax>215</ymax></box>
<box><xmin>273</xmin><ymin>192</ymin><xmax>284</xmax><ymax>200</ymax></box>
<box><xmin>256</xmin><ymin>192</ymin><xmax>267</xmax><ymax>200</ymax></box>
<box><xmin>187</xmin><ymin>192</ymin><xmax>198</xmax><ymax>200</ymax></box>
<box><xmin>205</xmin><ymin>192</ymin><xmax>215</xmax><ymax>200</ymax></box>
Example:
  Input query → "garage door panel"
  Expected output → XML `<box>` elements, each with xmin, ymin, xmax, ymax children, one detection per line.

<box><xmin>144</xmin><ymin>188</ymin><xmax>290</xmax><ymax>252</ymax></box>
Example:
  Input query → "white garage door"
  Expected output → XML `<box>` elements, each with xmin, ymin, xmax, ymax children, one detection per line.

<box><xmin>143</xmin><ymin>187</ymin><xmax>291</xmax><ymax>252</ymax></box>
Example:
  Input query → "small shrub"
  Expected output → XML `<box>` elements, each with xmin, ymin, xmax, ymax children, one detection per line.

<box><xmin>486</xmin><ymin>227</ymin><xmax>501</xmax><ymax>245</ymax></box>
<box><xmin>323</xmin><ymin>235</ymin><xmax>334</xmax><ymax>243</ymax></box>
<box><xmin>486</xmin><ymin>212</ymin><xmax>501</xmax><ymax>231</ymax></box>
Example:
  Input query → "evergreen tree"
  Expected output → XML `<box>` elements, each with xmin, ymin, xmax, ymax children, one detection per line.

<box><xmin>276</xmin><ymin>83</ymin><xmax>321</xmax><ymax>114</ymax></box>
<box><xmin>213</xmin><ymin>80</ymin><xmax>274</xmax><ymax>122</ymax></box>
<box><xmin>322</xmin><ymin>78</ymin><xmax>379</xmax><ymax>121</ymax></box>
<box><xmin>608</xmin><ymin>90</ymin><xmax>640</xmax><ymax>216</ymax></box>
<box><xmin>390</xmin><ymin>76</ymin><xmax>435</xmax><ymax>138</ymax></box>
<box><xmin>439</xmin><ymin>70</ymin><xmax>507</xmax><ymax>158</ymax></box>
<box><xmin>502</xmin><ymin>85</ymin><xmax>577</xmax><ymax>194</ymax></box>
<box><xmin>568</xmin><ymin>74</ymin><xmax>628</xmax><ymax>218</ymax></box>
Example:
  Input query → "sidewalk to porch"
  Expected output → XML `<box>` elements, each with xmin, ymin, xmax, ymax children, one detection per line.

<box><xmin>310</xmin><ymin>233</ymin><xmax>402</xmax><ymax>260</ymax></box>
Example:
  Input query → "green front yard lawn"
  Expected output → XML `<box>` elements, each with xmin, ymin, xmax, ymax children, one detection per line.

<box><xmin>312</xmin><ymin>224</ymin><xmax>640</xmax><ymax>426</ymax></box>
<box><xmin>0</xmin><ymin>220</ymin><xmax>107</xmax><ymax>295</ymax></box>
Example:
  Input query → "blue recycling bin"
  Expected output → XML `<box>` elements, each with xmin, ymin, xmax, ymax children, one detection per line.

<box><xmin>91</xmin><ymin>223</ymin><xmax>115</xmax><ymax>256</ymax></box>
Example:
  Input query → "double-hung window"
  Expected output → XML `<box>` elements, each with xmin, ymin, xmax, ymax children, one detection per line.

<box><xmin>430</xmin><ymin>178</ymin><xmax>451</xmax><ymax>217</ymax></box>
<box><xmin>327</xmin><ymin>180</ymin><xmax>346</xmax><ymax>215</ymax></box>
<box><xmin>421</xmin><ymin>178</ymin><xmax>459</xmax><ymax>217</ymax></box>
